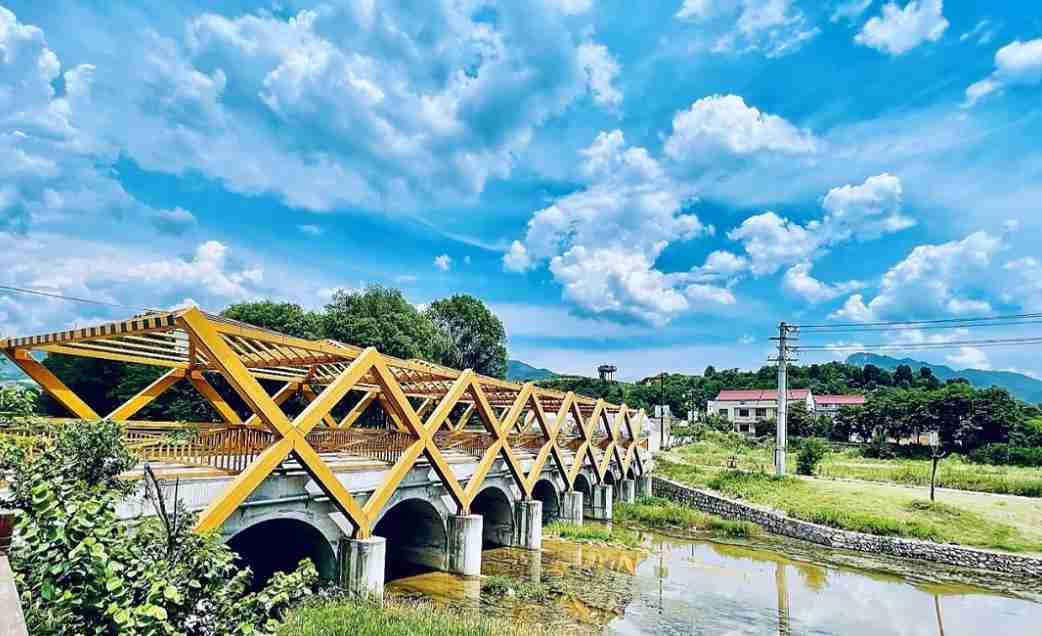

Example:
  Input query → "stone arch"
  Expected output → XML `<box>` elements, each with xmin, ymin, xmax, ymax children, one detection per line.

<box><xmin>471</xmin><ymin>484</ymin><xmax>515</xmax><ymax>548</ymax></box>
<box><xmin>574</xmin><ymin>472</ymin><xmax>594</xmax><ymax>516</ymax></box>
<box><xmin>532</xmin><ymin>478</ymin><xmax>560</xmax><ymax>525</ymax></box>
<box><xmin>373</xmin><ymin>497</ymin><xmax>448</xmax><ymax>581</ymax></box>
<box><xmin>603</xmin><ymin>468</ymin><xmax>617</xmax><ymax>487</ymax></box>
<box><xmin>226</xmin><ymin>516</ymin><xmax>337</xmax><ymax>590</ymax></box>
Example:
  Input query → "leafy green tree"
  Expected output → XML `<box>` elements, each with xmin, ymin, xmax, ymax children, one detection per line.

<box><xmin>797</xmin><ymin>438</ymin><xmax>829</xmax><ymax>475</ymax></box>
<box><xmin>424</xmin><ymin>294</ymin><xmax>508</xmax><ymax>378</ymax></box>
<box><xmin>221</xmin><ymin>301</ymin><xmax>324</xmax><ymax>340</ymax></box>
<box><xmin>323</xmin><ymin>285</ymin><xmax>444</xmax><ymax>361</ymax></box>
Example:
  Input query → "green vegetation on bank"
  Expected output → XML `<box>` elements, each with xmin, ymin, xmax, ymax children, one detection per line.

<box><xmin>659</xmin><ymin>458</ymin><xmax>1042</xmax><ymax>553</ymax></box>
<box><xmin>277</xmin><ymin>601</ymin><xmax>544</xmax><ymax>636</ymax></box>
<box><xmin>614</xmin><ymin>497</ymin><xmax>758</xmax><ymax>538</ymax></box>
<box><xmin>674</xmin><ymin>431</ymin><xmax>1042</xmax><ymax>497</ymax></box>
<box><xmin>545</xmin><ymin>521</ymin><xmax>639</xmax><ymax>547</ymax></box>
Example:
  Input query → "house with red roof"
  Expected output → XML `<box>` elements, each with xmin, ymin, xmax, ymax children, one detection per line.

<box><xmin>707</xmin><ymin>389</ymin><xmax>865</xmax><ymax>435</ymax></box>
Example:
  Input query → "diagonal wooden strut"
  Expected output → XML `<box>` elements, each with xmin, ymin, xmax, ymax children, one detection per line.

<box><xmin>106</xmin><ymin>368</ymin><xmax>186</xmax><ymax>421</ymax></box>
<box><xmin>2</xmin><ymin>348</ymin><xmax>99</xmax><ymax>419</ymax></box>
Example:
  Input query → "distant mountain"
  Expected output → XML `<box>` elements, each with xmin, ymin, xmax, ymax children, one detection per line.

<box><xmin>847</xmin><ymin>353</ymin><xmax>1042</xmax><ymax>404</ymax></box>
<box><xmin>507</xmin><ymin>359</ymin><xmax>556</xmax><ymax>382</ymax></box>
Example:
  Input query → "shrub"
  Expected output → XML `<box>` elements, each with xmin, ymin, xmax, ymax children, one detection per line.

<box><xmin>0</xmin><ymin>424</ymin><xmax>319</xmax><ymax>635</ymax></box>
<box><xmin>796</xmin><ymin>438</ymin><xmax>829</xmax><ymax>475</ymax></box>
<box><xmin>969</xmin><ymin>443</ymin><xmax>1042</xmax><ymax>467</ymax></box>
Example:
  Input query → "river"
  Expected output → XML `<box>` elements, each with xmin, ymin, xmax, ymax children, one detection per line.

<box><xmin>386</xmin><ymin>527</ymin><xmax>1042</xmax><ymax>635</ymax></box>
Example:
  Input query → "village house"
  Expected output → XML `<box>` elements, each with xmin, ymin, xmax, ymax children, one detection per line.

<box><xmin>706</xmin><ymin>389</ymin><xmax>865</xmax><ymax>435</ymax></box>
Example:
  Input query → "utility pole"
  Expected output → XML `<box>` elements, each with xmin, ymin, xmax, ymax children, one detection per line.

<box><xmin>769</xmin><ymin>322</ymin><xmax>798</xmax><ymax>476</ymax></box>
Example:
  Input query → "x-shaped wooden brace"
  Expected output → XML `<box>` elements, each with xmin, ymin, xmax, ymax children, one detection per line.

<box><xmin>461</xmin><ymin>380</ymin><xmax>534</xmax><ymax>502</ymax></box>
<box><xmin>181</xmin><ymin>309</ymin><xmax>371</xmax><ymax>536</ymax></box>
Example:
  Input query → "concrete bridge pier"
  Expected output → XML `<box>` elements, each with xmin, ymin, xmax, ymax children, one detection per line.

<box><xmin>447</xmin><ymin>514</ymin><xmax>483</xmax><ymax>577</ymax></box>
<box><xmin>589</xmin><ymin>484</ymin><xmax>613</xmax><ymax>521</ymax></box>
<box><xmin>341</xmin><ymin>536</ymin><xmax>386</xmax><ymax>601</ymax></box>
<box><xmin>513</xmin><ymin>499</ymin><xmax>542</xmax><ymax>551</ymax></box>
<box><xmin>638</xmin><ymin>476</ymin><xmax>653</xmax><ymax>499</ymax></box>
<box><xmin>561</xmin><ymin>490</ymin><xmax>584</xmax><ymax>526</ymax></box>
<box><xmin>619</xmin><ymin>479</ymin><xmax>636</xmax><ymax>504</ymax></box>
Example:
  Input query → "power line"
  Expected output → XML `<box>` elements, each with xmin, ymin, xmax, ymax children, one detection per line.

<box><xmin>797</xmin><ymin>336</ymin><xmax>1042</xmax><ymax>352</ymax></box>
<box><xmin>0</xmin><ymin>284</ymin><xmax>159</xmax><ymax>312</ymax></box>
<box><xmin>797</xmin><ymin>319</ymin><xmax>1042</xmax><ymax>336</ymax></box>
<box><xmin>794</xmin><ymin>312</ymin><xmax>1042</xmax><ymax>330</ymax></box>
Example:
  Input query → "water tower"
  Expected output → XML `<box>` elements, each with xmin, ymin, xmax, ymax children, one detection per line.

<box><xmin>598</xmin><ymin>364</ymin><xmax>617</xmax><ymax>381</ymax></box>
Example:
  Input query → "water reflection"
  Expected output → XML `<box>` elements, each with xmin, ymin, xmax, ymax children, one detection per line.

<box><xmin>608</xmin><ymin>533</ymin><xmax>1042</xmax><ymax>635</ymax></box>
<box><xmin>385</xmin><ymin>528</ymin><xmax>1042</xmax><ymax>635</ymax></box>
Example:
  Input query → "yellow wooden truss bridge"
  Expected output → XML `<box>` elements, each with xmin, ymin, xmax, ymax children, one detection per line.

<box><xmin>1</xmin><ymin>307</ymin><xmax>648</xmax><ymax>539</ymax></box>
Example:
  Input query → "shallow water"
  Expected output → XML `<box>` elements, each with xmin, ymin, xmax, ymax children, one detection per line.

<box><xmin>387</xmin><ymin>528</ymin><xmax>1042</xmax><ymax>635</ymax></box>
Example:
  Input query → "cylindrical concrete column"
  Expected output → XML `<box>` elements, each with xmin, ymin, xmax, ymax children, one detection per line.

<box><xmin>447</xmin><ymin>514</ymin><xmax>483</xmax><ymax>577</ymax></box>
<box><xmin>590</xmin><ymin>484</ymin><xmax>614</xmax><ymax>521</ymax></box>
<box><xmin>341</xmin><ymin>536</ymin><xmax>386</xmax><ymax>601</ymax></box>
<box><xmin>513</xmin><ymin>499</ymin><xmax>543</xmax><ymax>551</ymax></box>
<box><xmin>561</xmin><ymin>490</ymin><xmax>584</xmax><ymax>526</ymax></box>
<box><xmin>638</xmin><ymin>476</ymin><xmax>653</xmax><ymax>498</ymax></box>
<box><xmin>619</xmin><ymin>479</ymin><xmax>636</xmax><ymax>504</ymax></box>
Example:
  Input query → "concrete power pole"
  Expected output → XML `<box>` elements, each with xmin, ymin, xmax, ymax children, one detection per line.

<box><xmin>770</xmin><ymin>322</ymin><xmax>798</xmax><ymax>476</ymax></box>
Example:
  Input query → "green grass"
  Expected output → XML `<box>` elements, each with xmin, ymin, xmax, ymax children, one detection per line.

<box><xmin>545</xmin><ymin>521</ymin><xmax>639</xmax><ymax>547</ymax></box>
<box><xmin>672</xmin><ymin>432</ymin><xmax>1042</xmax><ymax>497</ymax></box>
<box><xmin>659</xmin><ymin>459</ymin><xmax>1042</xmax><ymax>553</ymax></box>
<box><xmin>614</xmin><ymin>496</ymin><xmax>759</xmax><ymax>538</ymax></box>
<box><xmin>278</xmin><ymin>600</ymin><xmax>546</xmax><ymax>636</ymax></box>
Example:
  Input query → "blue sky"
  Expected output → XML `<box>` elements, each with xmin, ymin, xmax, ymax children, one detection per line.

<box><xmin>2</xmin><ymin>1</ymin><xmax>1041</xmax><ymax>380</ymax></box>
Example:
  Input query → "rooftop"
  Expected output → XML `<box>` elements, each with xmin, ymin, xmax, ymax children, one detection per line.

<box><xmin>713</xmin><ymin>389</ymin><xmax>811</xmax><ymax>401</ymax></box>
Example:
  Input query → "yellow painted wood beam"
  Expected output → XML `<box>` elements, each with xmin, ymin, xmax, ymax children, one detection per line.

<box><xmin>188</xmin><ymin>372</ymin><xmax>243</xmax><ymax>426</ymax></box>
<box><xmin>106</xmin><ymin>368</ymin><xmax>186</xmax><ymax>421</ymax></box>
<box><xmin>300</xmin><ymin>384</ymin><xmax>339</xmax><ymax>428</ymax></box>
<box><xmin>338</xmin><ymin>391</ymin><xmax>376</xmax><ymax>429</ymax></box>
<box><xmin>3</xmin><ymin>348</ymin><xmax>99</xmax><ymax>419</ymax></box>
<box><xmin>242</xmin><ymin>382</ymin><xmax>300</xmax><ymax>428</ymax></box>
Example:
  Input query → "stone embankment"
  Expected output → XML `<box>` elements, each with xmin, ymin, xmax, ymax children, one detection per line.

<box><xmin>653</xmin><ymin>477</ymin><xmax>1042</xmax><ymax>578</ymax></box>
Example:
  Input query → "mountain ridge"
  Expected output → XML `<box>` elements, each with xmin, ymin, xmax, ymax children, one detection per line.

<box><xmin>506</xmin><ymin>359</ymin><xmax>556</xmax><ymax>382</ymax></box>
<box><xmin>846</xmin><ymin>353</ymin><xmax>1042</xmax><ymax>404</ymax></box>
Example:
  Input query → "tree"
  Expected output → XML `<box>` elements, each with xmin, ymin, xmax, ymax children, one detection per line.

<box><xmin>322</xmin><ymin>285</ymin><xmax>445</xmax><ymax>361</ymax></box>
<box><xmin>894</xmin><ymin>364</ymin><xmax>914</xmax><ymax>387</ymax></box>
<box><xmin>221</xmin><ymin>301</ymin><xmax>323</xmax><ymax>340</ymax></box>
<box><xmin>424</xmin><ymin>294</ymin><xmax>508</xmax><ymax>378</ymax></box>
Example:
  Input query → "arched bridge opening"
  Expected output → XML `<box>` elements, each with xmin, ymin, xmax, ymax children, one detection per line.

<box><xmin>532</xmin><ymin>479</ymin><xmax>560</xmax><ymax>525</ymax></box>
<box><xmin>374</xmin><ymin>498</ymin><xmax>447</xmax><ymax>581</ymax></box>
<box><xmin>574</xmin><ymin>473</ymin><xmax>594</xmax><ymax>517</ymax></box>
<box><xmin>471</xmin><ymin>486</ymin><xmax>514</xmax><ymax>548</ymax></box>
<box><xmin>226</xmin><ymin>517</ymin><xmax>336</xmax><ymax>590</ymax></box>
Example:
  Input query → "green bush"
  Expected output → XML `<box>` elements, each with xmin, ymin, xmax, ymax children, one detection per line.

<box><xmin>969</xmin><ymin>444</ymin><xmax>1042</xmax><ymax>467</ymax></box>
<box><xmin>0</xmin><ymin>424</ymin><xmax>319</xmax><ymax>635</ymax></box>
<box><xmin>278</xmin><ymin>600</ymin><xmax>547</xmax><ymax>636</ymax></box>
<box><xmin>796</xmin><ymin>438</ymin><xmax>829</xmax><ymax>475</ymax></box>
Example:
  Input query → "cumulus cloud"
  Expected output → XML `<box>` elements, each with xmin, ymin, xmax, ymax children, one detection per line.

<box><xmin>503</xmin><ymin>130</ymin><xmax>720</xmax><ymax>324</ymax></box>
<box><xmin>725</xmin><ymin>173</ymin><xmax>911</xmax><ymax>281</ymax></box>
<box><xmin>664</xmin><ymin>95</ymin><xmax>819</xmax><ymax>161</ymax></box>
<box><xmin>830</xmin><ymin>231</ymin><xmax>1002</xmax><ymax>322</ymax></box>
<box><xmin>1002</xmin><ymin>257</ymin><xmax>1042</xmax><ymax>311</ymax></box>
<box><xmin>947</xmin><ymin>346</ymin><xmax>991</xmax><ymax>370</ymax></box>
<box><xmin>297</xmin><ymin>224</ymin><xmax>324</xmax><ymax>236</ymax></box>
<box><xmin>433</xmin><ymin>254</ymin><xmax>452</xmax><ymax>271</ymax></box>
<box><xmin>782</xmin><ymin>262</ymin><xmax>864</xmax><ymax>304</ymax></box>
<box><xmin>964</xmin><ymin>38</ymin><xmax>1042</xmax><ymax>107</ymax></box>
<box><xmin>577</xmin><ymin>41</ymin><xmax>622</xmax><ymax>107</ymax></box>
<box><xmin>855</xmin><ymin>0</ymin><xmax>949</xmax><ymax>56</ymax></box>
<box><xmin>676</xmin><ymin>0</ymin><xmax>821</xmax><ymax>58</ymax></box>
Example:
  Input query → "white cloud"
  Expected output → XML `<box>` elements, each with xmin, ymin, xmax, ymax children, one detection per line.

<box><xmin>677</xmin><ymin>0</ymin><xmax>821</xmax><ymax>58</ymax></box>
<box><xmin>1002</xmin><ymin>257</ymin><xmax>1042</xmax><ymax>311</ymax></box>
<box><xmin>739</xmin><ymin>334</ymin><xmax>756</xmax><ymax>344</ymax></box>
<box><xmin>297</xmin><ymin>224</ymin><xmax>324</xmax><ymax>236</ymax></box>
<box><xmin>691</xmin><ymin>250</ymin><xmax>749</xmax><ymax>282</ymax></box>
<box><xmin>855</xmin><ymin>0</ymin><xmax>949</xmax><ymax>56</ymax></box>
<box><xmin>149</xmin><ymin>207</ymin><xmax>197</xmax><ymax>236</ymax></box>
<box><xmin>959</xmin><ymin>19</ymin><xmax>996</xmax><ymax>46</ymax></box>
<box><xmin>782</xmin><ymin>262</ymin><xmax>863</xmax><ymax>303</ymax></box>
<box><xmin>684</xmin><ymin>283</ymin><xmax>737</xmax><ymax>306</ymax></box>
<box><xmin>547</xmin><ymin>0</ymin><xmax>594</xmax><ymax>14</ymax></box>
<box><xmin>829</xmin><ymin>231</ymin><xmax>1002</xmax><ymax>322</ymax></box>
<box><xmin>504</xmin><ymin>130</ymin><xmax>711</xmax><ymax>324</ymax></box>
<box><xmin>727</xmin><ymin>211</ymin><xmax>820</xmax><ymax>275</ymax></box>
<box><xmin>664</xmin><ymin>95</ymin><xmax>819</xmax><ymax>161</ymax></box>
<box><xmin>577</xmin><ymin>41</ymin><xmax>622</xmax><ymax>107</ymax></box>
<box><xmin>820</xmin><ymin>173</ymin><xmax>914</xmax><ymax>242</ymax></box>
<box><xmin>831</xmin><ymin>0</ymin><xmax>873</xmax><ymax>24</ymax></box>
<box><xmin>726</xmin><ymin>173</ymin><xmax>911</xmax><ymax>279</ymax></box>
<box><xmin>947</xmin><ymin>346</ymin><xmax>990</xmax><ymax>370</ymax></box>
<box><xmin>964</xmin><ymin>38</ymin><xmax>1042</xmax><ymax>107</ymax></box>
<box><xmin>433</xmin><ymin>254</ymin><xmax>452</xmax><ymax>271</ymax></box>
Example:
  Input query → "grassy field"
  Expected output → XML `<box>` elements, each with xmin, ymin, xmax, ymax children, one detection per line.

<box><xmin>673</xmin><ymin>432</ymin><xmax>1042</xmax><ymax>497</ymax></box>
<box><xmin>659</xmin><ymin>458</ymin><xmax>1042</xmax><ymax>553</ymax></box>
<box><xmin>278</xmin><ymin>600</ymin><xmax>546</xmax><ymax>636</ymax></box>
<box><xmin>545</xmin><ymin>520</ymin><xmax>640</xmax><ymax>547</ymax></box>
<box><xmin>614</xmin><ymin>496</ymin><xmax>758</xmax><ymax>538</ymax></box>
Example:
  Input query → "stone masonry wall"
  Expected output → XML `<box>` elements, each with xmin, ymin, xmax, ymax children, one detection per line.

<box><xmin>653</xmin><ymin>476</ymin><xmax>1042</xmax><ymax>579</ymax></box>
